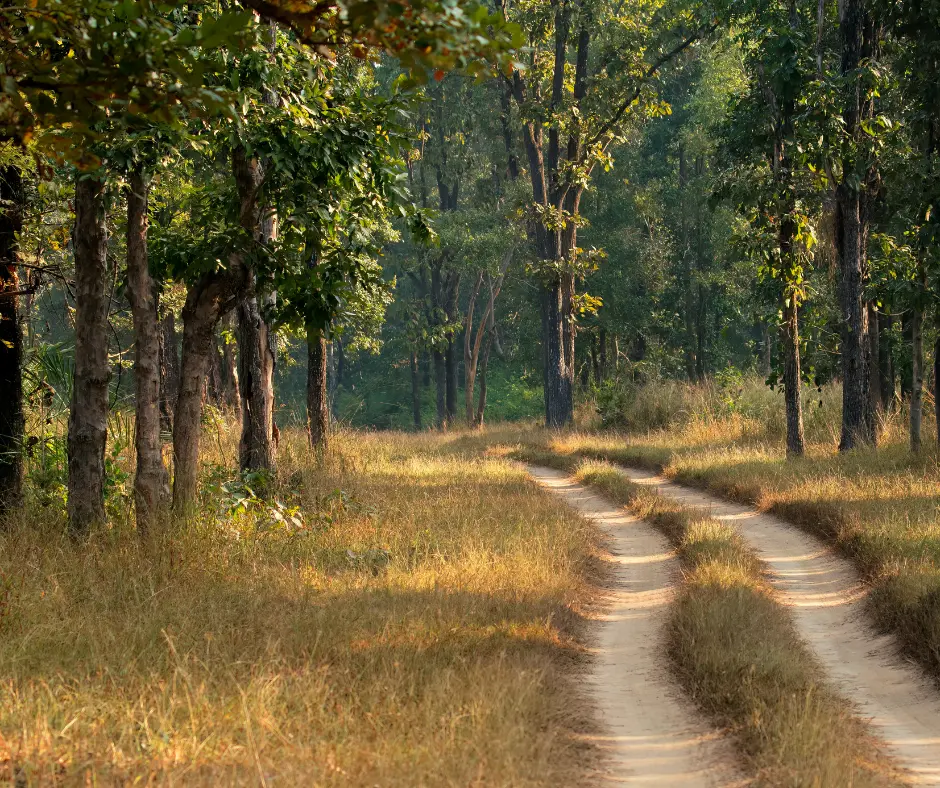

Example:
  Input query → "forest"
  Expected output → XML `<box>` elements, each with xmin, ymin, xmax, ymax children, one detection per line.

<box><xmin>3</xmin><ymin>0</ymin><xmax>940</xmax><ymax>785</ymax></box>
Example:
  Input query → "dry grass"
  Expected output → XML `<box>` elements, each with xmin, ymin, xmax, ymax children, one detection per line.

<box><xmin>536</xmin><ymin>377</ymin><xmax>940</xmax><ymax>681</ymax></box>
<box><xmin>0</xmin><ymin>426</ymin><xmax>599</xmax><ymax>786</ymax></box>
<box><xmin>512</xmin><ymin>446</ymin><xmax>903</xmax><ymax>787</ymax></box>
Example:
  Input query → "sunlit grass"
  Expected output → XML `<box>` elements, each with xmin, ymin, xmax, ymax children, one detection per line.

<box><xmin>0</xmin><ymin>427</ymin><xmax>598</xmax><ymax>786</ymax></box>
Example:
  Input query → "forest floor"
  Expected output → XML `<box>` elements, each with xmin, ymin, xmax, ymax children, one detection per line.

<box><xmin>1</xmin><ymin>428</ymin><xmax>603</xmax><ymax>786</ymax></box>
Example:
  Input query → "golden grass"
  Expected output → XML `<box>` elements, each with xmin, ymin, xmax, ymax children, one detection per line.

<box><xmin>0</xmin><ymin>427</ymin><xmax>599</xmax><ymax>786</ymax></box>
<box><xmin>512</xmin><ymin>445</ymin><xmax>903</xmax><ymax>787</ymax></box>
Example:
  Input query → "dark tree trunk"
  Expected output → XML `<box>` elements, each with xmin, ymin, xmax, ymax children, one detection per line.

<box><xmin>159</xmin><ymin>311</ymin><xmax>179</xmax><ymax>434</ymax></box>
<box><xmin>476</xmin><ymin>328</ymin><xmax>494</xmax><ymax>427</ymax></box>
<box><xmin>878</xmin><ymin>311</ymin><xmax>895</xmax><ymax>409</ymax></box>
<box><xmin>934</xmin><ymin>325</ymin><xmax>940</xmax><ymax>448</ymax></box>
<box><xmin>541</xmin><ymin>280</ymin><xmax>571</xmax><ymax>427</ymax></box>
<box><xmin>445</xmin><ymin>275</ymin><xmax>460</xmax><ymax>424</ymax></box>
<box><xmin>0</xmin><ymin>165</ymin><xmax>24</xmax><ymax>513</ymax></box>
<box><xmin>433</xmin><ymin>348</ymin><xmax>446</xmax><ymax>429</ymax></box>
<box><xmin>598</xmin><ymin>328</ymin><xmax>607</xmax><ymax>383</ymax></box>
<box><xmin>410</xmin><ymin>351</ymin><xmax>422</xmax><ymax>429</ymax></box>
<box><xmin>868</xmin><ymin>303</ymin><xmax>883</xmax><ymax>426</ymax></box>
<box><xmin>782</xmin><ymin>294</ymin><xmax>805</xmax><ymax>457</ymax></box>
<box><xmin>590</xmin><ymin>332</ymin><xmax>599</xmax><ymax>385</ymax></box>
<box><xmin>336</xmin><ymin>336</ymin><xmax>345</xmax><ymax>387</ymax></box>
<box><xmin>836</xmin><ymin>0</ymin><xmax>878</xmax><ymax>451</ymax></box>
<box><xmin>125</xmin><ymin>170</ymin><xmax>169</xmax><ymax>533</ymax></box>
<box><xmin>68</xmin><ymin>174</ymin><xmax>110</xmax><ymax>533</ymax></box>
<box><xmin>237</xmin><ymin>292</ymin><xmax>275</xmax><ymax>473</ymax></box>
<box><xmin>306</xmin><ymin>327</ymin><xmax>328</xmax><ymax>452</ymax></box>
<box><xmin>911</xmin><ymin>304</ymin><xmax>924</xmax><ymax>452</ymax></box>
<box><xmin>421</xmin><ymin>351</ymin><xmax>430</xmax><ymax>388</ymax></box>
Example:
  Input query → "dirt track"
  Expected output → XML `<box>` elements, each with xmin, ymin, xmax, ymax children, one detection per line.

<box><xmin>527</xmin><ymin>466</ymin><xmax>741</xmax><ymax>786</ymax></box>
<box><xmin>617</xmin><ymin>464</ymin><xmax>940</xmax><ymax>787</ymax></box>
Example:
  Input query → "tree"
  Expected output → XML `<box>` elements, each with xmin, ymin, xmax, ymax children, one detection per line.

<box><xmin>502</xmin><ymin>0</ymin><xmax>716</xmax><ymax>425</ymax></box>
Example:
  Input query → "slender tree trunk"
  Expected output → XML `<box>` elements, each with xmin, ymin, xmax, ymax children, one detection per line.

<box><xmin>879</xmin><ymin>311</ymin><xmax>895</xmax><ymax>409</ymax></box>
<box><xmin>911</xmin><ymin>304</ymin><xmax>924</xmax><ymax>452</ymax></box>
<box><xmin>433</xmin><ymin>349</ymin><xmax>446</xmax><ymax>429</ymax></box>
<box><xmin>445</xmin><ymin>278</ymin><xmax>459</xmax><ymax>424</ymax></box>
<box><xmin>125</xmin><ymin>170</ymin><xmax>169</xmax><ymax>533</ymax></box>
<box><xmin>868</xmin><ymin>303</ymin><xmax>883</xmax><ymax>427</ymax></box>
<box><xmin>68</xmin><ymin>174</ymin><xmax>110</xmax><ymax>533</ymax></box>
<box><xmin>159</xmin><ymin>311</ymin><xmax>179</xmax><ymax>434</ymax></box>
<box><xmin>590</xmin><ymin>332</ymin><xmax>599</xmax><ymax>385</ymax></box>
<box><xmin>476</xmin><ymin>328</ymin><xmax>494</xmax><ymax>427</ymax></box>
<box><xmin>836</xmin><ymin>0</ymin><xmax>878</xmax><ymax>451</ymax></box>
<box><xmin>782</xmin><ymin>291</ymin><xmax>805</xmax><ymax>457</ymax></box>
<box><xmin>306</xmin><ymin>327</ymin><xmax>328</xmax><ymax>452</ymax></box>
<box><xmin>237</xmin><ymin>293</ymin><xmax>275</xmax><ymax>473</ymax></box>
<box><xmin>464</xmin><ymin>271</ymin><xmax>483</xmax><ymax>424</ymax></box>
<box><xmin>219</xmin><ymin>311</ymin><xmax>241</xmax><ymax>417</ymax></box>
<box><xmin>599</xmin><ymin>328</ymin><xmax>607</xmax><ymax>383</ymax></box>
<box><xmin>0</xmin><ymin>165</ymin><xmax>24</xmax><ymax>513</ymax></box>
<box><xmin>934</xmin><ymin>321</ymin><xmax>940</xmax><ymax>448</ymax></box>
<box><xmin>410</xmin><ymin>351</ymin><xmax>422</xmax><ymax>429</ymax></box>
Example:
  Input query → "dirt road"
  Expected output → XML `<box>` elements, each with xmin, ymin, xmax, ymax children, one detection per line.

<box><xmin>527</xmin><ymin>466</ymin><xmax>741</xmax><ymax>786</ymax></box>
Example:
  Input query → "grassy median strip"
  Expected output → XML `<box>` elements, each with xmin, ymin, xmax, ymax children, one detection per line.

<box><xmin>515</xmin><ymin>447</ymin><xmax>903</xmax><ymax>787</ymax></box>
<box><xmin>540</xmin><ymin>427</ymin><xmax>940</xmax><ymax>686</ymax></box>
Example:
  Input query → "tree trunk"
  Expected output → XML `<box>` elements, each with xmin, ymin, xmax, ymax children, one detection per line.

<box><xmin>590</xmin><ymin>332</ymin><xmax>599</xmax><ymax>384</ymax></box>
<box><xmin>159</xmin><ymin>311</ymin><xmax>179</xmax><ymax>434</ymax></box>
<box><xmin>68</xmin><ymin>174</ymin><xmax>110</xmax><ymax>533</ymax></box>
<box><xmin>433</xmin><ymin>349</ymin><xmax>446</xmax><ymax>429</ymax></box>
<box><xmin>911</xmin><ymin>304</ymin><xmax>924</xmax><ymax>452</ymax></box>
<box><xmin>125</xmin><ymin>170</ymin><xmax>169</xmax><ymax>533</ymax></box>
<box><xmin>781</xmin><ymin>292</ymin><xmax>805</xmax><ymax>457</ymax></box>
<box><xmin>306</xmin><ymin>327</ymin><xmax>328</xmax><ymax>452</ymax></box>
<box><xmin>868</xmin><ymin>302</ymin><xmax>883</xmax><ymax>425</ymax></box>
<box><xmin>410</xmin><ymin>350</ymin><xmax>422</xmax><ymax>429</ymax></box>
<box><xmin>934</xmin><ymin>323</ymin><xmax>940</xmax><ymax>448</ymax></box>
<box><xmin>237</xmin><ymin>293</ymin><xmax>275</xmax><ymax>473</ymax></box>
<box><xmin>476</xmin><ymin>328</ymin><xmax>494</xmax><ymax>427</ymax></box>
<box><xmin>0</xmin><ymin>165</ymin><xmax>24</xmax><ymax>513</ymax></box>
<box><xmin>598</xmin><ymin>328</ymin><xmax>607</xmax><ymax>383</ymax></box>
<box><xmin>541</xmin><ymin>279</ymin><xmax>571</xmax><ymax>427</ymax></box>
<box><xmin>836</xmin><ymin>0</ymin><xmax>878</xmax><ymax>451</ymax></box>
<box><xmin>878</xmin><ymin>311</ymin><xmax>896</xmax><ymax>410</ymax></box>
<box><xmin>219</xmin><ymin>311</ymin><xmax>241</xmax><ymax>417</ymax></box>
<box><xmin>464</xmin><ymin>272</ymin><xmax>484</xmax><ymax>424</ymax></box>
<box><xmin>172</xmin><ymin>148</ymin><xmax>254</xmax><ymax>514</ymax></box>
<box><xmin>445</xmin><ymin>278</ymin><xmax>459</xmax><ymax>424</ymax></box>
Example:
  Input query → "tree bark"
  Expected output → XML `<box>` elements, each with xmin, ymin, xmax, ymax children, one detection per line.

<box><xmin>306</xmin><ymin>327</ymin><xmax>328</xmax><ymax>452</ymax></box>
<box><xmin>410</xmin><ymin>351</ymin><xmax>422</xmax><ymax>429</ymax></box>
<box><xmin>598</xmin><ymin>328</ymin><xmax>607</xmax><ymax>383</ymax></box>
<box><xmin>444</xmin><ymin>276</ymin><xmax>460</xmax><ymax>424</ymax></box>
<box><xmin>68</xmin><ymin>174</ymin><xmax>110</xmax><ymax>533</ymax></box>
<box><xmin>159</xmin><ymin>311</ymin><xmax>179</xmax><ymax>434</ymax></box>
<box><xmin>237</xmin><ymin>293</ymin><xmax>275</xmax><ymax>473</ymax></box>
<box><xmin>125</xmin><ymin>170</ymin><xmax>169</xmax><ymax>533</ymax></box>
<box><xmin>868</xmin><ymin>302</ymin><xmax>883</xmax><ymax>425</ymax></box>
<box><xmin>836</xmin><ymin>0</ymin><xmax>878</xmax><ymax>451</ymax></box>
<box><xmin>911</xmin><ymin>304</ymin><xmax>924</xmax><ymax>452</ymax></box>
<box><xmin>781</xmin><ymin>292</ymin><xmax>805</xmax><ymax>457</ymax></box>
<box><xmin>433</xmin><ymin>349</ymin><xmax>446</xmax><ymax>429</ymax></box>
<box><xmin>463</xmin><ymin>271</ymin><xmax>484</xmax><ymax>424</ymax></box>
<box><xmin>0</xmin><ymin>165</ymin><xmax>24</xmax><ymax>513</ymax></box>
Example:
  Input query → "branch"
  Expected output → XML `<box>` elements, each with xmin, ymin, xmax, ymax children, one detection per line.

<box><xmin>586</xmin><ymin>21</ymin><xmax>718</xmax><ymax>148</ymax></box>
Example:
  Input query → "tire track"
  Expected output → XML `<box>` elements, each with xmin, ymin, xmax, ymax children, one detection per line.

<box><xmin>614</xmin><ymin>464</ymin><xmax>940</xmax><ymax>787</ymax></box>
<box><xmin>527</xmin><ymin>466</ymin><xmax>742</xmax><ymax>786</ymax></box>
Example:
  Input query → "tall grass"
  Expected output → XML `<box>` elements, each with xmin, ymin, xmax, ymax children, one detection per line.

<box><xmin>0</xmin><ymin>427</ymin><xmax>598</xmax><ymax>786</ymax></box>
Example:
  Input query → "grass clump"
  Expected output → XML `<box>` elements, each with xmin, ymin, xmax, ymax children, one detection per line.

<box><xmin>0</xmin><ymin>428</ymin><xmax>598</xmax><ymax>787</ymax></box>
<box><xmin>520</xmin><ymin>449</ymin><xmax>902</xmax><ymax>787</ymax></box>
